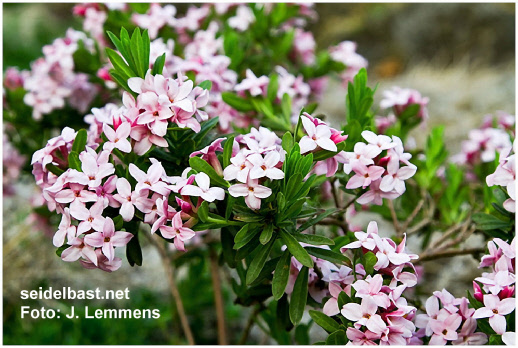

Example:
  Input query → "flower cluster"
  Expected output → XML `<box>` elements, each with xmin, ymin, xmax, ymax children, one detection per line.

<box><xmin>323</xmin><ymin>221</ymin><xmax>420</xmax><ymax>345</ymax></box>
<box><xmin>299</xmin><ymin>113</ymin><xmax>348</xmax><ymax>177</ymax></box>
<box><xmin>343</xmin><ymin>131</ymin><xmax>416</xmax><ymax>205</ymax></box>
<box><xmin>22</xmin><ymin>29</ymin><xmax>98</xmax><ymax>120</ymax></box>
<box><xmin>452</xmin><ymin>120</ymin><xmax>513</xmax><ymax>166</ymax></box>
<box><xmin>473</xmin><ymin>238</ymin><xmax>515</xmax><ymax>335</ymax></box>
<box><xmin>486</xmin><ymin>140</ymin><xmax>515</xmax><ymax>212</ymax></box>
<box><xmin>223</xmin><ymin>127</ymin><xmax>285</xmax><ymax>210</ymax></box>
<box><xmin>415</xmin><ymin>289</ymin><xmax>488</xmax><ymax>345</ymax></box>
<box><xmin>380</xmin><ymin>86</ymin><xmax>430</xmax><ymax>120</ymax></box>
<box><xmin>85</xmin><ymin>71</ymin><xmax>209</xmax><ymax>154</ymax></box>
<box><xmin>329</xmin><ymin>41</ymin><xmax>368</xmax><ymax>85</ymax></box>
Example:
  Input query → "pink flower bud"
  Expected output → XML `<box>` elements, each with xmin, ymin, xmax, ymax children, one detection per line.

<box><xmin>473</xmin><ymin>281</ymin><xmax>484</xmax><ymax>302</ymax></box>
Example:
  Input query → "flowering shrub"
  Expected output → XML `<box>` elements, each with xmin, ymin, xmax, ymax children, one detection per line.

<box><xmin>3</xmin><ymin>3</ymin><xmax>515</xmax><ymax>345</ymax></box>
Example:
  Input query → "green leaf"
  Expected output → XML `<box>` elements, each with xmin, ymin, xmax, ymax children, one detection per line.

<box><xmin>326</xmin><ymin>330</ymin><xmax>347</xmax><ymax>345</ymax></box>
<box><xmin>68</xmin><ymin>151</ymin><xmax>82</xmax><ymax>171</ymax></box>
<box><xmin>294</xmin><ymin>233</ymin><xmax>335</xmax><ymax>246</ymax></box>
<box><xmin>45</xmin><ymin>163</ymin><xmax>65</xmax><ymax>177</ymax></box>
<box><xmin>55</xmin><ymin>245</ymin><xmax>68</xmax><ymax>257</ymax></box>
<box><xmin>197</xmin><ymin>201</ymin><xmax>209</xmax><ymax>222</ymax></box>
<box><xmin>296</xmin><ymin>208</ymin><xmax>338</xmax><ymax>233</ymax></box>
<box><xmin>221</xmin><ymin>92</ymin><xmax>254</xmax><ymax>112</ymax></box>
<box><xmin>106</xmin><ymin>48</ymin><xmax>135</xmax><ymax>79</ymax></box>
<box><xmin>189</xmin><ymin>156</ymin><xmax>229</xmax><ymax>188</ymax></box>
<box><xmin>309</xmin><ymin>310</ymin><xmax>340</xmax><ymax>333</ymax></box>
<box><xmin>246</xmin><ymin>239</ymin><xmax>275</xmax><ymax>285</ymax></box>
<box><xmin>280</xmin><ymin>229</ymin><xmax>314</xmax><ymax>268</ymax></box>
<box><xmin>267</xmin><ymin>73</ymin><xmax>279</xmax><ymax>102</ymax></box>
<box><xmin>222</xmin><ymin>135</ymin><xmax>235</xmax><ymax>169</ymax></box>
<box><xmin>282</xmin><ymin>131</ymin><xmax>294</xmax><ymax>152</ymax></box>
<box><xmin>151</xmin><ymin>53</ymin><xmax>165</xmax><ymax>75</ymax></box>
<box><xmin>305</xmin><ymin>246</ymin><xmax>349</xmax><ymax>265</ymax></box>
<box><xmin>295</xmin><ymin>324</ymin><xmax>310</xmax><ymax>345</ymax></box>
<box><xmin>72</xmin><ymin>129</ymin><xmax>87</xmax><ymax>154</ymax></box>
<box><xmin>281</xmin><ymin>93</ymin><xmax>292</xmax><ymax>124</ymax></box>
<box><xmin>198</xmin><ymin>80</ymin><xmax>212</xmax><ymax>90</ymax></box>
<box><xmin>260</xmin><ymin>224</ymin><xmax>274</xmax><ymax>245</ymax></box>
<box><xmin>272</xmin><ymin>249</ymin><xmax>292</xmax><ymax>300</ymax></box>
<box><xmin>285</xmin><ymin>173</ymin><xmax>303</xmax><ymax>201</ymax></box>
<box><xmin>363</xmin><ymin>251</ymin><xmax>377</xmax><ymax>275</ymax></box>
<box><xmin>472</xmin><ymin>213</ymin><xmax>512</xmax><ymax>230</ymax></box>
<box><xmin>277</xmin><ymin>192</ymin><xmax>286</xmax><ymax>211</ymax></box>
<box><xmin>126</xmin><ymin>232</ymin><xmax>142</xmax><ymax>266</ymax></box>
<box><xmin>289</xmin><ymin>266</ymin><xmax>308</xmax><ymax>325</ymax></box>
<box><xmin>221</xmin><ymin>228</ymin><xmax>237</xmax><ymax>268</ymax></box>
<box><xmin>488</xmin><ymin>334</ymin><xmax>503</xmax><ymax>345</ymax></box>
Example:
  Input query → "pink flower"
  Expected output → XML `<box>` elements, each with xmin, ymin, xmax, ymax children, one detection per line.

<box><xmin>223</xmin><ymin>151</ymin><xmax>253</xmax><ymax>183</ymax></box>
<box><xmin>346</xmin><ymin>163</ymin><xmax>385</xmax><ymax>189</ymax></box>
<box><xmin>103</xmin><ymin>122</ymin><xmax>132</xmax><ymax>153</ymax></box>
<box><xmin>452</xmin><ymin>318</ymin><xmax>488</xmax><ymax>345</ymax></box>
<box><xmin>356</xmin><ymin>179</ymin><xmax>400</xmax><ymax>206</ymax></box>
<box><xmin>79</xmin><ymin>149</ymin><xmax>115</xmax><ymax>188</ymax></box>
<box><xmin>248</xmin><ymin>151</ymin><xmax>284</xmax><ymax>180</ymax></box>
<box><xmin>151</xmin><ymin>196</ymin><xmax>177</xmax><ymax>234</ymax></box>
<box><xmin>342</xmin><ymin>221</ymin><xmax>378</xmax><ymax>250</ymax></box>
<box><xmin>61</xmin><ymin>236</ymin><xmax>98</xmax><ymax>266</ymax></box>
<box><xmin>502</xmin><ymin>331</ymin><xmax>515</xmax><ymax>346</ymax></box>
<box><xmin>190</xmin><ymin>138</ymin><xmax>225</xmax><ymax>175</ymax></box>
<box><xmin>180</xmin><ymin>172</ymin><xmax>225</xmax><ymax>202</ymax></box>
<box><xmin>113</xmin><ymin>178</ymin><xmax>154</xmax><ymax>221</ymax></box>
<box><xmin>341</xmin><ymin>297</ymin><xmax>387</xmax><ymax>334</ymax></box>
<box><xmin>70</xmin><ymin>201</ymin><xmax>105</xmax><ymax>235</ymax></box>
<box><xmin>379</xmin><ymin>160</ymin><xmax>416</xmax><ymax>194</ymax></box>
<box><xmin>346</xmin><ymin>327</ymin><xmax>380</xmax><ymax>345</ymax></box>
<box><xmin>129</xmin><ymin>162</ymin><xmax>170</xmax><ymax>196</ymax></box>
<box><xmin>131</xmin><ymin>3</ymin><xmax>177</xmax><ymax>39</ymax></box>
<box><xmin>299</xmin><ymin>116</ymin><xmax>337</xmax><ymax>154</ymax></box>
<box><xmin>159</xmin><ymin>212</ymin><xmax>196</xmax><ymax>251</ymax></box>
<box><xmin>228</xmin><ymin>5</ymin><xmax>255</xmax><ymax>31</ymax></box>
<box><xmin>228</xmin><ymin>179</ymin><xmax>272</xmax><ymax>210</ymax></box>
<box><xmin>84</xmin><ymin>217</ymin><xmax>133</xmax><ymax>261</ymax></box>
<box><xmin>372</xmin><ymin>234</ymin><xmax>411</xmax><ymax>269</ymax></box>
<box><xmin>361</xmin><ymin>131</ymin><xmax>396</xmax><ymax>151</ymax></box>
<box><xmin>80</xmin><ymin>248</ymin><xmax>122</xmax><ymax>272</ymax></box>
<box><xmin>352</xmin><ymin>274</ymin><xmax>391</xmax><ymax>309</ymax></box>
<box><xmin>428</xmin><ymin>312</ymin><xmax>462</xmax><ymax>345</ymax></box>
<box><xmin>433</xmin><ymin>289</ymin><xmax>460</xmax><ymax>314</ymax></box>
<box><xmin>53</xmin><ymin>208</ymin><xmax>76</xmax><ymax>247</ymax></box>
<box><xmin>322</xmin><ymin>282</ymin><xmax>344</xmax><ymax>316</ymax></box>
<box><xmin>343</xmin><ymin>142</ymin><xmax>381</xmax><ymax>174</ymax></box>
<box><xmin>234</xmin><ymin>69</ymin><xmax>269</xmax><ymax>96</ymax></box>
<box><xmin>380</xmin><ymin>86</ymin><xmax>429</xmax><ymax>119</ymax></box>
<box><xmin>95</xmin><ymin>175</ymin><xmax>120</xmax><ymax>208</ymax></box>
<box><xmin>54</xmin><ymin>182</ymin><xmax>98</xmax><ymax>210</ymax></box>
<box><xmin>136</xmin><ymin>92</ymin><xmax>173</xmax><ymax>137</ymax></box>
<box><xmin>473</xmin><ymin>294</ymin><xmax>515</xmax><ymax>334</ymax></box>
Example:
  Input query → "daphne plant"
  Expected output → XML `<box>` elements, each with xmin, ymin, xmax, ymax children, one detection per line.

<box><xmin>4</xmin><ymin>3</ymin><xmax>515</xmax><ymax>345</ymax></box>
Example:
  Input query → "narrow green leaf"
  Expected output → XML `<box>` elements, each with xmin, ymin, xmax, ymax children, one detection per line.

<box><xmin>326</xmin><ymin>330</ymin><xmax>347</xmax><ymax>345</ymax></box>
<box><xmin>281</xmin><ymin>132</ymin><xmax>294</xmax><ymax>152</ymax></box>
<box><xmin>246</xmin><ymin>239</ymin><xmax>275</xmax><ymax>285</ymax></box>
<box><xmin>294</xmin><ymin>233</ymin><xmax>335</xmax><ymax>246</ymax></box>
<box><xmin>198</xmin><ymin>80</ymin><xmax>212</xmax><ymax>90</ymax></box>
<box><xmin>68</xmin><ymin>151</ymin><xmax>82</xmax><ymax>171</ymax></box>
<box><xmin>363</xmin><ymin>251</ymin><xmax>377</xmax><ymax>275</ymax></box>
<box><xmin>106</xmin><ymin>48</ymin><xmax>135</xmax><ymax>79</ymax></box>
<box><xmin>267</xmin><ymin>73</ymin><xmax>279</xmax><ymax>102</ymax></box>
<box><xmin>151</xmin><ymin>53</ymin><xmax>165</xmax><ymax>75</ymax></box>
<box><xmin>72</xmin><ymin>129</ymin><xmax>87</xmax><ymax>154</ymax></box>
<box><xmin>221</xmin><ymin>228</ymin><xmax>237</xmax><ymax>268</ymax></box>
<box><xmin>189</xmin><ymin>156</ymin><xmax>229</xmax><ymax>188</ymax></box>
<box><xmin>126</xmin><ymin>232</ymin><xmax>142</xmax><ymax>266</ymax></box>
<box><xmin>289</xmin><ymin>266</ymin><xmax>308</xmax><ymax>325</ymax></box>
<box><xmin>221</xmin><ymin>92</ymin><xmax>254</xmax><ymax>112</ymax></box>
<box><xmin>222</xmin><ymin>135</ymin><xmax>235</xmax><ymax>169</ymax></box>
<box><xmin>309</xmin><ymin>310</ymin><xmax>340</xmax><ymax>333</ymax></box>
<box><xmin>280</xmin><ymin>229</ymin><xmax>313</xmax><ymax>268</ymax></box>
<box><xmin>306</xmin><ymin>246</ymin><xmax>350</xmax><ymax>265</ymax></box>
<box><xmin>296</xmin><ymin>208</ymin><xmax>338</xmax><ymax>233</ymax></box>
<box><xmin>198</xmin><ymin>201</ymin><xmax>209</xmax><ymax>222</ymax></box>
<box><xmin>272</xmin><ymin>249</ymin><xmax>291</xmax><ymax>300</ymax></box>
<box><xmin>45</xmin><ymin>163</ymin><xmax>65</xmax><ymax>176</ymax></box>
<box><xmin>472</xmin><ymin>213</ymin><xmax>512</xmax><ymax>230</ymax></box>
<box><xmin>260</xmin><ymin>224</ymin><xmax>274</xmax><ymax>245</ymax></box>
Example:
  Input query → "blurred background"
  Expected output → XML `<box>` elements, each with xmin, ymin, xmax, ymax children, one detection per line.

<box><xmin>3</xmin><ymin>2</ymin><xmax>515</xmax><ymax>345</ymax></box>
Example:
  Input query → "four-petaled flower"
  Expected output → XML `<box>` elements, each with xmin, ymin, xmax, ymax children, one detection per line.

<box><xmin>84</xmin><ymin>217</ymin><xmax>133</xmax><ymax>261</ymax></box>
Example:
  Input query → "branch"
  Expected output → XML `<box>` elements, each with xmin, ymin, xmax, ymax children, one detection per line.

<box><xmin>387</xmin><ymin>200</ymin><xmax>401</xmax><ymax>236</ymax></box>
<box><xmin>400</xmin><ymin>198</ymin><xmax>425</xmax><ymax>232</ymax></box>
<box><xmin>238</xmin><ymin>304</ymin><xmax>263</xmax><ymax>345</ymax></box>
<box><xmin>209</xmin><ymin>246</ymin><xmax>227</xmax><ymax>345</ymax></box>
<box><xmin>414</xmin><ymin>247</ymin><xmax>485</xmax><ymax>264</ymax></box>
<box><xmin>145</xmin><ymin>233</ymin><xmax>195</xmax><ymax>345</ymax></box>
